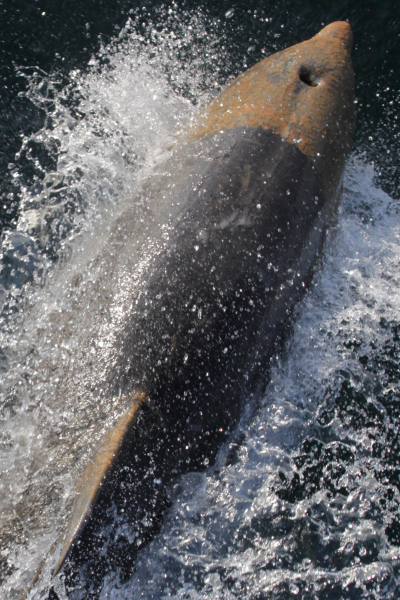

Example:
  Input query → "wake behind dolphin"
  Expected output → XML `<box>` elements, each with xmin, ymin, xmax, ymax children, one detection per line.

<box><xmin>2</xmin><ymin>22</ymin><xmax>355</xmax><ymax>598</ymax></box>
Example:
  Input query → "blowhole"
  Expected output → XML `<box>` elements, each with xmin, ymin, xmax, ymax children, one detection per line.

<box><xmin>299</xmin><ymin>66</ymin><xmax>318</xmax><ymax>87</ymax></box>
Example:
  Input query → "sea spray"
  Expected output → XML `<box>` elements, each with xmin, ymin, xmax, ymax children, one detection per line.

<box><xmin>0</xmin><ymin>10</ymin><xmax>231</xmax><ymax>597</ymax></box>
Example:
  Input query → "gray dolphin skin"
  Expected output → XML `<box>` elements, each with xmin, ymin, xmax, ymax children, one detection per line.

<box><xmin>24</xmin><ymin>21</ymin><xmax>356</xmax><ymax>596</ymax></box>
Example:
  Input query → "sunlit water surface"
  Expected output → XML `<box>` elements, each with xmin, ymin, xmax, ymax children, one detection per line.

<box><xmin>0</xmin><ymin>10</ymin><xmax>399</xmax><ymax>600</ymax></box>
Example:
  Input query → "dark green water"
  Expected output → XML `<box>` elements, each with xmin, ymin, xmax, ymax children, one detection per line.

<box><xmin>0</xmin><ymin>2</ymin><xmax>399</xmax><ymax>599</ymax></box>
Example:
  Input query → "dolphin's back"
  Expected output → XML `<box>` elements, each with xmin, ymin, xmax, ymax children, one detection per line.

<box><xmin>48</xmin><ymin>22</ymin><xmax>355</xmax><ymax>590</ymax></box>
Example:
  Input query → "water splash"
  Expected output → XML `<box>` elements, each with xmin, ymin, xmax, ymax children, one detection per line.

<box><xmin>0</xmin><ymin>8</ymin><xmax>233</xmax><ymax>598</ymax></box>
<box><xmin>1</xmin><ymin>5</ymin><xmax>233</xmax><ymax>307</ymax></box>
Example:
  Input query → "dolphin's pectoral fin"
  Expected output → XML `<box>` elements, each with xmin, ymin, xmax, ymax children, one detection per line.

<box><xmin>54</xmin><ymin>391</ymin><xmax>149</xmax><ymax>576</ymax></box>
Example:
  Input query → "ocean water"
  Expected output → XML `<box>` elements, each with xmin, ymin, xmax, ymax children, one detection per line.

<box><xmin>0</xmin><ymin>3</ymin><xmax>399</xmax><ymax>600</ymax></box>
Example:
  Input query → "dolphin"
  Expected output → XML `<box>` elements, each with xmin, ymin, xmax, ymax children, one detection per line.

<box><xmin>21</xmin><ymin>21</ymin><xmax>355</xmax><ymax>596</ymax></box>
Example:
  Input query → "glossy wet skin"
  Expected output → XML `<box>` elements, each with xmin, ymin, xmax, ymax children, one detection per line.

<box><xmin>23</xmin><ymin>22</ymin><xmax>356</xmax><ymax>597</ymax></box>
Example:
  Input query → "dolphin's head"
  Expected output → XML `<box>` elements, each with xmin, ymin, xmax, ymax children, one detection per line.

<box><xmin>190</xmin><ymin>22</ymin><xmax>356</xmax><ymax>202</ymax></box>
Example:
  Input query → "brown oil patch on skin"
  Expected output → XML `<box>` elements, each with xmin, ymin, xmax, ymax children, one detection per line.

<box><xmin>186</xmin><ymin>22</ymin><xmax>356</xmax><ymax>203</ymax></box>
<box><xmin>53</xmin><ymin>391</ymin><xmax>149</xmax><ymax>575</ymax></box>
